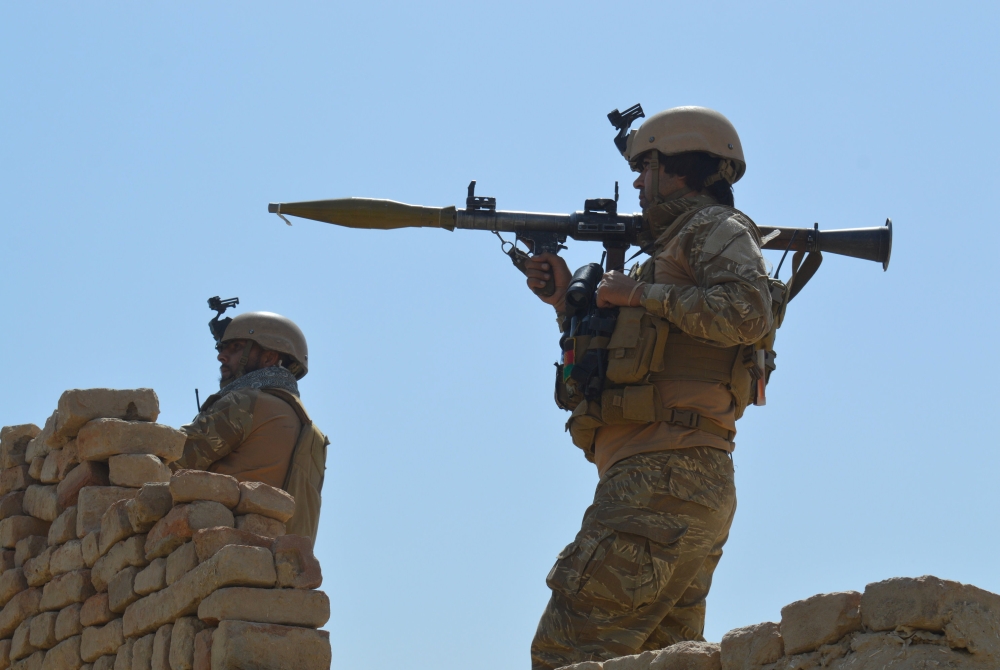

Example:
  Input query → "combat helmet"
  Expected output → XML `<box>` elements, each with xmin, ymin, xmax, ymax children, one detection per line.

<box><xmin>220</xmin><ymin>312</ymin><xmax>309</xmax><ymax>379</ymax></box>
<box><xmin>623</xmin><ymin>107</ymin><xmax>746</xmax><ymax>196</ymax></box>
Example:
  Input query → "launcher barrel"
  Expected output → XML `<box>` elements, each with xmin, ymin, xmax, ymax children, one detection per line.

<box><xmin>268</xmin><ymin>198</ymin><xmax>892</xmax><ymax>270</ymax></box>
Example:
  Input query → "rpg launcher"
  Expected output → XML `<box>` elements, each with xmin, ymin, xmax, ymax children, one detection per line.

<box><xmin>269</xmin><ymin>103</ymin><xmax>890</xmax><ymax>296</ymax></box>
<box><xmin>267</xmin><ymin>182</ymin><xmax>892</xmax><ymax>297</ymax></box>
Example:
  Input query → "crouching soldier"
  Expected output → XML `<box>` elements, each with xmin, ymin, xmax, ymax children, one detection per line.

<box><xmin>175</xmin><ymin>311</ymin><xmax>329</xmax><ymax>544</ymax></box>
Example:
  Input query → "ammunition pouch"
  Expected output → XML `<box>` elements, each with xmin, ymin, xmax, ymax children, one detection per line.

<box><xmin>566</xmin><ymin>383</ymin><xmax>736</xmax><ymax>460</ymax></box>
<box><xmin>557</xmin><ymin>204</ymin><xmax>798</xmax><ymax>458</ymax></box>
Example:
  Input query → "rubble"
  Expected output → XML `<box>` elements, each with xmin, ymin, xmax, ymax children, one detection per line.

<box><xmin>1</xmin><ymin>388</ymin><xmax>331</xmax><ymax>669</ymax></box>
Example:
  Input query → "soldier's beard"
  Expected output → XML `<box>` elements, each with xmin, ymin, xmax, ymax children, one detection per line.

<box><xmin>219</xmin><ymin>365</ymin><xmax>237</xmax><ymax>387</ymax></box>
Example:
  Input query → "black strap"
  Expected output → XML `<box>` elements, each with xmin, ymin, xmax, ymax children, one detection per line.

<box><xmin>787</xmin><ymin>250</ymin><xmax>823</xmax><ymax>302</ymax></box>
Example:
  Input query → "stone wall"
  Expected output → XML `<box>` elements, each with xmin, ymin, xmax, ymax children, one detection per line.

<box><xmin>557</xmin><ymin>575</ymin><xmax>1000</xmax><ymax>670</ymax></box>
<box><xmin>0</xmin><ymin>388</ymin><xmax>331</xmax><ymax>670</ymax></box>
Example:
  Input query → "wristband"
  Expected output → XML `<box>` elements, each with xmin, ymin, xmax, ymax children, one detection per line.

<box><xmin>627</xmin><ymin>282</ymin><xmax>647</xmax><ymax>306</ymax></box>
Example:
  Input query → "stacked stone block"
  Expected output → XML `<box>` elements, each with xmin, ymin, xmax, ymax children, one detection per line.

<box><xmin>557</xmin><ymin>575</ymin><xmax>1000</xmax><ymax>670</ymax></box>
<box><xmin>1</xmin><ymin>389</ymin><xmax>331</xmax><ymax>670</ymax></box>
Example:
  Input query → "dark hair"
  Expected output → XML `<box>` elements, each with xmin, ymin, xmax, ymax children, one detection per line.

<box><xmin>658</xmin><ymin>151</ymin><xmax>735</xmax><ymax>207</ymax></box>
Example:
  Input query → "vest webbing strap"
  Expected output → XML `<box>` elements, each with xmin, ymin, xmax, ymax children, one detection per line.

<box><xmin>654</xmin><ymin>406</ymin><xmax>735</xmax><ymax>441</ymax></box>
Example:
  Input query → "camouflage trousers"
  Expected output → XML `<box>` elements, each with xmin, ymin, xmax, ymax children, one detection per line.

<box><xmin>531</xmin><ymin>447</ymin><xmax>737</xmax><ymax>670</ymax></box>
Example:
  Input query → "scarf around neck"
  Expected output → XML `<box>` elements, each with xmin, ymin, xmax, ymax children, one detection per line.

<box><xmin>218</xmin><ymin>365</ymin><xmax>300</xmax><ymax>399</ymax></box>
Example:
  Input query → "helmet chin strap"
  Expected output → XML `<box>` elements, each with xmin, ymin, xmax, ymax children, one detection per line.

<box><xmin>645</xmin><ymin>151</ymin><xmax>692</xmax><ymax>206</ymax></box>
<box><xmin>231</xmin><ymin>340</ymin><xmax>255</xmax><ymax>381</ymax></box>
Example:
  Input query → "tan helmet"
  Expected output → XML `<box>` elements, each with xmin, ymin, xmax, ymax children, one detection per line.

<box><xmin>220</xmin><ymin>312</ymin><xmax>309</xmax><ymax>379</ymax></box>
<box><xmin>624</xmin><ymin>106</ymin><xmax>746</xmax><ymax>184</ymax></box>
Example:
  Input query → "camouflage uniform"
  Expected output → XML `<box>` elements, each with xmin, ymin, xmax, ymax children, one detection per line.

<box><xmin>177</xmin><ymin>387</ymin><xmax>302</xmax><ymax>490</ymax></box>
<box><xmin>532</xmin><ymin>199</ymin><xmax>769</xmax><ymax>670</ymax></box>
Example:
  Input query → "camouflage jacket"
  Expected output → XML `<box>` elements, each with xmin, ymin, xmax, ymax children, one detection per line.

<box><xmin>638</xmin><ymin>203</ymin><xmax>772</xmax><ymax>347</ymax></box>
<box><xmin>176</xmin><ymin>388</ymin><xmax>301</xmax><ymax>490</ymax></box>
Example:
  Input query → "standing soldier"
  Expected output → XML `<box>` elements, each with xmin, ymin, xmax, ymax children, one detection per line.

<box><xmin>524</xmin><ymin>107</ymin><xmax>773</xmax><ymax>668</ymax></box>
<box><xmin>176</xmin><ymin>311</ymin><xmax>329</xmax><ymax>544</ymax></box>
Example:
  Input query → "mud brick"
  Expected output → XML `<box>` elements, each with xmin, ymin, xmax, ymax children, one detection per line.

<box><xmin>40</xmin><ymin>443</ymin><xmax>79</xmax><ymax>485</ymax></box>
<box><xmin>233</xmin><ymin>481</ymin><xmax>295</xmax><ymax>522</ymax></box>
<box><xmin>26</xmin><ymin>459</ymin><xmax>44</xmax><ymax>483</ymax></box>
<box><xmin>48</xmin><ymin>507</ymin><xmax>78</xmax><ymax>546</ymax></box>
<box><xmin>0</xmin><ymin>492</ymin><xmax>26</xmax><ymax>521</ymax></box>
<box><xmin>39</xmin><ymin>453</ymin><xmax>59</xmax><ymax>486</ymax></box>
<box><xmin>860</xmin><ymin>575</ymin><xmax>1000</xmax><ymax>633</ymax></box>
<box><xmin>26</xmin><ymin>412</ymin><xmax>61</xmax><ymax>460</ymax></box>
<box><xmin>50</xmin><ymin>541</ymin><xmax>85</xmax><ymax>576</ymax></box>
<box><xmin>28</xmin><ymin>610</ymin><xmax>58</xmax><ymax>649</ymax></box>
<box><xmin>164</xmin><ymin>544</ymin><xmax>196</xmax><ymax>587</ymax></box>
<box><xmin>211</xmin><ymin>620</ymin><xmax>331</xmax><ymax>670</ymax></box>
<box><xmin>81</xmin><ymin>532</ymin><xmax>99</xmax><ymax>568</ymax></box>
<box><xmin>191</xmin><ymin>527</ymin><xmax>272</xmax><ymax>563</ymax></box>
<box><xmin>40</xmin><ymin>570</ymin><xmax>94</xmax><ymax>611</ymax></box>
<box><xmin>144</xmin><ymin>503</ymin><xmax>233</xmax><ymax>561</ymax></box>
<box><xmin>76</xmin><ymin>421</ymin><xmax>183</xmax><ymax>465</ymax></box>
<box><xmin>81</xmin><ymin>618</ymin><xmax>124</xmax><ymax>662</ymax></box>
<box><xmin>22</xmin><ymin>486</ymin><xmax>58</xmax><ymax>522</ymax></box>
<box><xmin>0</xmin><ymin>639</ymin><xmax>8</xmax><ymax>670</ymax></box>
<box><xmin>125</xmin><ymin>484</ymin><xmax>172</xmax><ymax>534</ymax></box>
<box><xmin>107</xmin><ymin>456</ymin><xmax>170</xmax><ymax>489</ymax></box>
<box><xmin>12</xmin><ymin>649</ymin><xmax>45</xmax><ymax>670</ymax></box>
<box><xmin>781</xmin><ymin>591</ymin><xmax>862</xmax><ymax>655</ymax></box>
<box><xmin>130</xmin><ymin>633</ymin><xmax>154</xmax><ymax>670</ymax></box>
<box><xmin>99</xmin><ymin>501</ymin><xmax>135</xmax><ymax>556</ymax></box>
<box><xmin>80</xmin><ymin>594</ymin><xmax>114</xmax><ymax>628</ymax></box>
<box><xmin>1</xmin><ymin>518</ymin><xmax>51</xmax><ymax>550</ymax></box>
<box><xmin>12</xmin><ymin>619</ymin><xmax>36</xmax><ymax>660</ymax></box>
<box><xmin>150</xmin><ymin>623</ymin><xmax>171</xmax><ymax>670</ymax></box>
<box><xmin>108</xmin><ymin>567</ymin><xmax>141</xmax><ymax>614</ymax></box>
<box><xmin>75</xmin><ymin>487</ymin><xmax>137</xmax><ymax>539</ymax></box>
<box><xmin>15</xmin><ymin>536</ymin><xmax>48</xmax><ymax>567</ymax></box>
<box><xmin>273</xmin><ymin>534</ymin><xmax>323</xmax><ymax>589</ymax></box>
<box><xmin>55</xmin><ymin>603</ymin><xmax>82</xmax><ymax>641</ymax></box>
<box><xmin>192</xmin><ymin>629</ymin><xmax>213</xmax><ymax>670</ymax></box>
<box><xmin>234</xmin><ymin>513</ymin><xmax>284</xmax><ymax>539</ymax></box>
<box><xmin>1</xmin><ymin>467</ymin><xmax>37</xmax><ymax>497</ymax></box>
<box><xmin>168</xmin><ymin>471</ymin><xmax>239</xmax><ymax>509</ymax></box>
<box><xmin>0</xmin><ymin>568</ymin><xmax>29</xmax><ymax>607</ymax></box>
<box><xmin>0</xmin><ymin>549</ymin><xmax>14</xmax><ymax>573</ymax></box>
<box><xmin>133</xmin><ymin>558</ymin><xmax>166</xmax><ymax>597</ymax></box>
<box><xmin>122</xmin><ymin>545</ymin><xmax>275</xmax><ymax>638</ymax></box>
<box><xmin>42</xmin><ymin>635</ymin><xmax>83</xmax><ymax>670</ymax></box>
<box><xmin>168</xmin><ymin>616</ymin><xmax>206</xmax><ymax>670</ymax></box>
<box><xmin>93</xmin><ymin>655</ymin><xmax>116</xmax><ymax>670</ymax></box>
<box><xmin>54</xmin><ymin>389</ymin><xmax>160</xmax><ymax>443</ymax></box>
<box><xmin>0</xmin><ymin>587</ymin><xmax>42</xmax><ymax>638</ymax></box>
<box><xmin>1</xmin><ymin>425</ymin><xmax>40</xmax><ymax>469</ymax></box>
<box><xmin>113</xmin><ymin>637</ymin><xmax>134</xmax><ymax>670</ymax></box>
<box><xmin>198</xmin><ymin>587</ymin><xmax>330</xmax><ymax>628</ymax></box>
<box><xmin>56</xmin><ymin>464</ymin><xmax>111</xmax><ymax>513</ymax></box>
<box><xmin>91</xmin><ymin>535</ymin><xmax>147</xmax><ymax>593</ymax></box>
<box><xmin>23</xmin><ymin>547</ymin><xmax>52</xmax><ymax>587</ymax></box>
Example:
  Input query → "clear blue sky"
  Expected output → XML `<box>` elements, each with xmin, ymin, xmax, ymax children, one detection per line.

<box><xmin>2</xmin><ymin>2</ymin><xmax>998</xmax><ymax>668</ymax></box>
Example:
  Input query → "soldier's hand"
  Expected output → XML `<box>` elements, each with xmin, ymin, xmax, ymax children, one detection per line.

<box><xmin>597</xmin><ymin>271</ymin><xmax>645</xmax><ymax>308</ymax></box>
<box><xmin>525</xmin><ymin>252</ymin><xmax>571</xmax><ymax>311</ymax></box>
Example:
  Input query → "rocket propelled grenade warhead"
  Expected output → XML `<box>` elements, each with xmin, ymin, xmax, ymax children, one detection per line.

<box><xmin>268</xmin><ymin>199</ymin><xmax>457</xmax><ymax>231</ymax></box>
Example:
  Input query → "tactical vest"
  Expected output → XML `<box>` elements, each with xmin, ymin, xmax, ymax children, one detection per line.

<box><xmin>556</xmin><ymin>205</ymin><xmax>790</xmax><ymax>460</ymax></box>
<box><xmin>263</xmin><ymin>388</ymin><xmax>329</xmax><ymax>544</ymax></box>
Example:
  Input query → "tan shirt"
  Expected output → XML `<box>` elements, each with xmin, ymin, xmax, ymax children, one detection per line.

<box><xmin>592</xmin><ymin>205</ymin><xmax>772</xmax><ymax>476</ymax></box>
<box><xmin>178</xmin><ymin>389</ymin><xmax>302</xmax><ymax>490</ymax></box>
